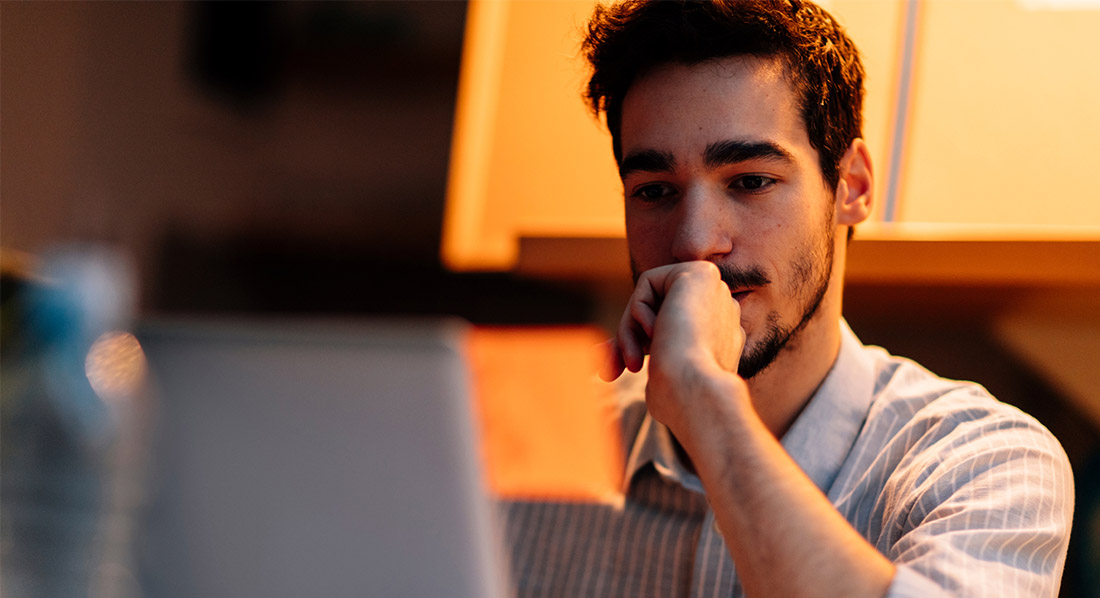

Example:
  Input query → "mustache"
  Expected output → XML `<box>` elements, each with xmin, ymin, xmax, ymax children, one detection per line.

<box><xmin>716</xmin><ymin>263</ymin><xmax>771</xmax><ymax>290</ymax></box>
<box><xmin>630</xmin><ymin>259</ymin><xmax>771</xmax><ymax>290</ymax></box>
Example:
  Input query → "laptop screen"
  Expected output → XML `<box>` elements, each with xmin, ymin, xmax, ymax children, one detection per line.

<box><xmin>136</xmin><ymin>318</ymin><xmax>508</xmax><ymax>598</ymax></box>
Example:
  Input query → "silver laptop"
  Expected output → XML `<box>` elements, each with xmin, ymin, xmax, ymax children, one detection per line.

<box><xmin>135</xmin><ymin>317</ymin><xmax>509</xmax><ymax>598</ymax></box>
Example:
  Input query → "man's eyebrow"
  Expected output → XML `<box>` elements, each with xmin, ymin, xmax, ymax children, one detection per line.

<box><xmin>704</xmin><ymin>139</ymin><xmax>795</xmax><ymax>169</ymax></box>
<box><xmin>618</xmin><ymin>149</ymin><xmax>676</xmax><ymax>179</ymax></box>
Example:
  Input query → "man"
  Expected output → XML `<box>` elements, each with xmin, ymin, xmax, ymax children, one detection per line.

<box><xmin>500</xmin><ymin>1</ymin><xmax>1073</xmax><ymax>597</ymax></box>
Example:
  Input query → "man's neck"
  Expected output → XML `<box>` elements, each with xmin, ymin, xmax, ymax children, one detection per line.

<box><xmin>746</xmin><ymin>256</ymin><xmax>848</xmax><ymax>438</ymax></box>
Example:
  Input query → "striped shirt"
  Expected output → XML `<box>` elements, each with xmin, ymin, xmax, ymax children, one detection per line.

<box><xmin>500</xmin><ymin>322</ymin><xmax>1074</xmax><ymax>597</ymax></box>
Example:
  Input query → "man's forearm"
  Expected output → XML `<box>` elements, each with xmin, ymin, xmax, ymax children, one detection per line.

<box><xmin>612</xmin><ymin>262</ymin><xmax>895</xmax><ymax>597</ymax></box>
<box><xmin>679</xmin><ymin>369</ymin><xmax>894</xmax><ymax>598</ymax></box>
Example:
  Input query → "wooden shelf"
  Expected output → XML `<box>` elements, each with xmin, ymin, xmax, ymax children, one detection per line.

<box><xmin>513</xmin><ymin>227</ymin><xmax>1100</xmax><ymax>287</ymax></box>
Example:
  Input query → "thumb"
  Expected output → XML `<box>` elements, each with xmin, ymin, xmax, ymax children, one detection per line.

<box><xmin>599</xmin><ymin>338</ymin><xmax>626</xmax><ymax>382</ymax></box>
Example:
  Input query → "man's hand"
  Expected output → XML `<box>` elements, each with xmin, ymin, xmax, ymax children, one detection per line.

<box><xmin>602</xmin><ymin>260</ymin><xmax>895</xmax><ymax>598</ymax></box>
<box><xmin>604</xmin><ymin>261</ymin><xmax>748</xmax><ymax>447</ymax></box>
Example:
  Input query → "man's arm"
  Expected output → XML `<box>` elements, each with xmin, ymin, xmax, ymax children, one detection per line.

<box><xmin>860</xmin><ymin>391</ymin><xmax>1073</xmax><ymax>598</ymax></box>
<box><xmin>607</xmin><ymin>260</ymin><xmax>894</xmax><ymax>598</ymax></box>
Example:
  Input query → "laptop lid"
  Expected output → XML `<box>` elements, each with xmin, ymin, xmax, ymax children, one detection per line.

<box><xmin>135</xmin><ymin>317</ymin><xmax>508</xmax><ymax>598</ymax></box>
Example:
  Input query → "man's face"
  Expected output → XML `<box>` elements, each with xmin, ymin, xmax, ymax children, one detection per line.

<box><xmin>619</xmin><ymin>56</ymin><xmax>838</xmax><ymax>379</ymax></box>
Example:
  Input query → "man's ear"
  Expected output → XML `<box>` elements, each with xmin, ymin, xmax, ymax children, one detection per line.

<box><xmin>834</xmin><ymin>138</ymin><xmax>873</xmax><ymax>226</ymax></box>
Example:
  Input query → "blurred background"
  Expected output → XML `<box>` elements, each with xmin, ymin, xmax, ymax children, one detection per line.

<box><xmin>2</xmin><ymin>1</ymin><xmax>596</xmax><ymax>322</ymax></box>
<box><xmin>2</xmin><ymin>1</ymin><xmax>1099</xmax><ymax>597</ymax></box>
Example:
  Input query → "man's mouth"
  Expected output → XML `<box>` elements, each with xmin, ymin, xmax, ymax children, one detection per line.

<box><xmin>717</xmin><ymin>264</ymin><xmax>770</xmax><ymax>305</ymax></box>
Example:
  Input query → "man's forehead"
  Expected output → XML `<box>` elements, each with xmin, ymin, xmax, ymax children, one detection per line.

<box><xmin>619</xmin><ymin>55</ymin><xmax>807</xmax><ymax>161</ymax></box>
<box><xmin>625</xmin><ymin>55</ymin><xmax>790</xmax><ymax>104</ymax></box>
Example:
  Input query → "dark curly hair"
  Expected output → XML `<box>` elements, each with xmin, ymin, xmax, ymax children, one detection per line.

<box><xmin>583</xmin><ymin>0</ymin><xmax>865</xmax><ymax>192</ymax></box>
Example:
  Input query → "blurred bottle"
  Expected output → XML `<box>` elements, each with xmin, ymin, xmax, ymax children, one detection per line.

<box><xmin>1</xmin><ymin>244</ymin><xmax>144</xmax><ymax>598</ymax></box>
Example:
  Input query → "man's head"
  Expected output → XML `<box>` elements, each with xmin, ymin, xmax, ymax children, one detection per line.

<box><xmin>584</xmin><ymin>1</ymin><xmax>874</xmax><ymax>381</ymax></box>
<box><xmin>583</xmin><ymin>0</ymin><xmax>865</xmax><ymax>193</ymax></box>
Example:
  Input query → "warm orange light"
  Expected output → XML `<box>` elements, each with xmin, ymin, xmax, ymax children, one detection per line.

<box><xmin>467</xmin><ymin>326</ymin><xmax>623</xmax><ymax>503</ymax></box>
<box><xmin>85</xmin><ymin>330</ymin><xmax>147</xmax><ymax>404</ymax></box>
<box><xmin>441</xmin><ymin>0</ymin><xmax>1100</xmax><ymax>277</ymax></box>
<box><xmin>442</xmin><ymin>0</ymin><xmax>624</xmax><ymax>271</ymax></box>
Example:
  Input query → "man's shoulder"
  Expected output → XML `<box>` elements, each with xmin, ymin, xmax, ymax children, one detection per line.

<box><xmin>856</xmin><ymin>344</ymin><xmax>1065</xmax><ymax>467</ymax></box>
<box><xmin>863</xmin><ymin>346</ymin><xmax>1035</xmax><ymax>427</ymax></box>
<box><xmin>834</xmin><ymin>343</ymin><xmax>1072</xmax><ymax>523</ymax></box>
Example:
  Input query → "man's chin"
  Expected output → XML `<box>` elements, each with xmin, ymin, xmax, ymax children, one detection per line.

<box><xmin>738</xmin><ymin>348</ymin><xmax>778</xmax><ymax>380</ymax></box>
<box><xmin>737</xmin><ymin>324</ymin><xmax>786</xmax><ymax>380</ymax></box>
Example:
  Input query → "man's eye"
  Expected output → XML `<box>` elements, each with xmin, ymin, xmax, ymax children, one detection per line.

<box><xmin>732</xmin><ymin>175</ymin><xmax>776</xmax><ymax>193</ymax></box>
<box><xmin>632</xmin><ymin>184</ymin><xmax>674</xmax><ymax>201</ymax></box>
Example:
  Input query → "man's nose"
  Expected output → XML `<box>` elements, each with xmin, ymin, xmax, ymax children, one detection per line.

<box><xmin>670</xmin><ymin>190</ymin><xmax>733</xmax><ymax>263</ymax></box>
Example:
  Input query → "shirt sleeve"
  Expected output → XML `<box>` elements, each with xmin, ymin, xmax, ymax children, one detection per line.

<box><xmin>881</xmin><ymin>409</ymin><xmax>1074</xmax><ymax>598</ymax></box>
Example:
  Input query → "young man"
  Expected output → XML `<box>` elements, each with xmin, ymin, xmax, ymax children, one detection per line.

<box><xmin>500</xmin><ymin>2</ymin><xmax>1073</xmax><ymax>596</ymax></box>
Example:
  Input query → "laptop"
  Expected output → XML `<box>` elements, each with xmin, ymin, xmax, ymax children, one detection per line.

<box><xmin>135</xmin><ymin>317</ymin><xmax>509</xmax><ymax>598</ymax></box>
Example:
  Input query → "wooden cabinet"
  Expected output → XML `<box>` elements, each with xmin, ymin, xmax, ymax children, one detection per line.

<box><xmin>442</xmin><ymin>0</ymin><xmax>1100</xmax><ymax>285</ymax></box>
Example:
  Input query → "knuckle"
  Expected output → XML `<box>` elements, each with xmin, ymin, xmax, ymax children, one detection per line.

<box><xmin>678</xmin><ymin>260</ymin><xmax>720</xmax><ymax>286</ymax></box>
<box><xmin>699</xmin><ymin>260</ymin><xmax>721</xmax><ymax>276</ymax></box>
<box><xmin>685</xmin><ymin>260</ymin><xmax>719</xmax><ymax>278</ymax></box>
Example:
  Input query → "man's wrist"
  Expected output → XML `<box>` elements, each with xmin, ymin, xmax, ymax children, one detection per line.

<box><xmin>671</xmin><ymin>368</ymin><xmax>754</xmax><ymax>462</ymax></box>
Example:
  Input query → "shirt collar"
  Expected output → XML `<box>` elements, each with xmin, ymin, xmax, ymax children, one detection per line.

<box><xmin>778</xmin><ymin>320</ymin><xmax>877</xmax><ymax>492</ymax></box>
<box><xmin>622</xmin><ymin>404</ymin><xmax>705</xmax><ymax>493</ymax></box>
<box><xmin>622</xmin><ymin>320</ymin><xmax>876</xmax><ymax>495</ymax></box>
